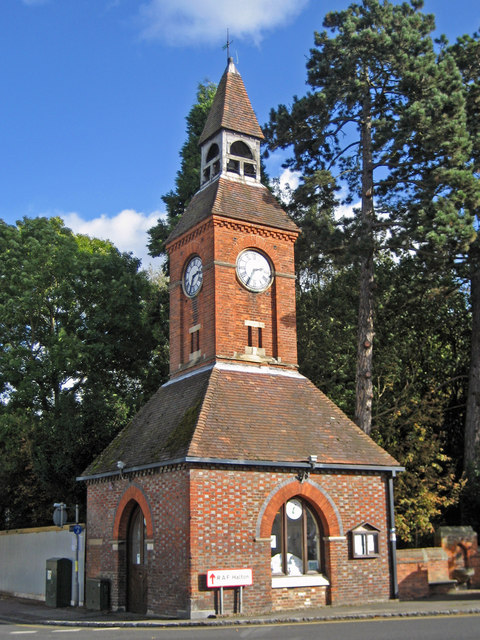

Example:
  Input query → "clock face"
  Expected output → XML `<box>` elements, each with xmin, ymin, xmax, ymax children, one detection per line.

<box><xmin>236</xmin><ymin>250</ymin><xmax>272</xmax><ymax>292</ymax></box>
<box><xmin>286</xmin><ymin>499</ymin><xmax>303</xmax><ymax>520</ymax></box>
<box><xmin>183</xmin><ymin>256</ymin><xmax>203</xmax><ymax>297</ymax></box>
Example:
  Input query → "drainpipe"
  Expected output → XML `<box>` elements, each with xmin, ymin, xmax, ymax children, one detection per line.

<box><xmin>387</xmin><ymin>471</ymin><xmax>399</xmax><ymax>599</ymax></box>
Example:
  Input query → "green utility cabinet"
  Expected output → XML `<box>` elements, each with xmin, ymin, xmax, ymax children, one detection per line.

<box><xmin>45</xmin><ymin>558</ymin><xmax>72</xmax><ymax>607</ymax></box>
<box><xmin>85</xmin><ymin>578</ymin><xmax>110</xmax><ymax>610</ymax></box>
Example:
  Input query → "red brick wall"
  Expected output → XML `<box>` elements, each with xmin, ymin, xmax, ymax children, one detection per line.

<box><xmin>396</xmin><ymin>550</ymin><xmax>430</xmax><ymax>600</ymax></box>
<box><xmin>86</xmin><ymin>466</ymin><xmax>391</xmax><ymax>617</ymax></box>
<box><xmin>86</xmin><ymin>469</ymin><xmax>191</xmax><ymax>616</ymax></box>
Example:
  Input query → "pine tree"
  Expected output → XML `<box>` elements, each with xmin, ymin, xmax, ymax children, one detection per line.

<box><xmin>265</xmin><ymin>0</ymin><xmax>476</xmax><ymax>434</ymax></box>
<box><xmin>448</xmin><ymin>32</ymin><xmax>480</xmax><ymax>474</ymax></box>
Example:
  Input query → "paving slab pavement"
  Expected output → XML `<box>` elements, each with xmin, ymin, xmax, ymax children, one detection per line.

<box><xmin>1</xmin><ymin>591</ymin><xmax>480</xmax><ymax>628</ymax></box>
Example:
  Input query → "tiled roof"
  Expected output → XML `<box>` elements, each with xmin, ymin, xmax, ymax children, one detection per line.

<box><xmin>166</xmin><ymin>178</ymin><xmax>298</xmax><ymax>244</ymax></box>
<box><xmin>199</xmin><ymin>59</ymin><xmax>264</xmax><ymax>145</ymax></box>
<box><xmin>81</xmin><ymin>364</ymin><xmax>399</xmax><ymax>478</ymax></box>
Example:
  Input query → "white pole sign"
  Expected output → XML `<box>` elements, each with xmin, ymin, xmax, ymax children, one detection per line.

<box><xmin>207</xmin><ymin>568</ymin><xmax>253</xmax><ymax>588</ymax></box>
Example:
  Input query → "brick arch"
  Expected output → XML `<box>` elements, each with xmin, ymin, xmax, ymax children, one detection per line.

<box><xmin>257</xmin><ymin>479</ymin><xmax>343</xmax><ymax>539</ymax></box>
<box><xmin>112</xmin><ymin>484</ymin><xmax>154</xmax><ymax>540</ymax></box>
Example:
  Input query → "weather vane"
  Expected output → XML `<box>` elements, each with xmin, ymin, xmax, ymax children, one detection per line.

<box><xmin>223</xmin><ymin>29</ymin><xmax>233</xmax><ymax>59</ymax></box>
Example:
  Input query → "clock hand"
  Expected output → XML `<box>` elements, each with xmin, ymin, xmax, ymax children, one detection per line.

<box><xmin>246</xmin><ymin>267</ymin><xmax>261</xmax><ymax>285</ymax></box>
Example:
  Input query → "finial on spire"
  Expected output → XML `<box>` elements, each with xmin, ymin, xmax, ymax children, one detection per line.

<box><xmin>223</xmin><ymin>28</ymin><xmax>233</xmax><ymax>61</ymax></box>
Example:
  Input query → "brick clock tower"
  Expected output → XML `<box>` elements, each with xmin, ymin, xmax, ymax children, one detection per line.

<box><xmin>167</xmin><ymin>57</ymin><xmax>299</xmax><ymax>377</ymax></box>
<box><xmin>80</xmin><ymin>59</ymin><xmax>401</xmax><ymax>619</ymax></box>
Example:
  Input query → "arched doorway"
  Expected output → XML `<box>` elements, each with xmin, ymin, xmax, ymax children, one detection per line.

<box><xmin>127</xmin><ymin>504</ymin><xmax>148</xmax><ymax>614</ymax></box>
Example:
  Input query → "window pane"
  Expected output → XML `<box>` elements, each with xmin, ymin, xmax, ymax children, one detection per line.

<box><xmin>270</xmin><ymin>511</ymin><xmax>283</xmax><ymax>574</ymax></box>
<box><xmin>354</xmin><ymin>533</ymin><xmax>366</xmax><ymax>556</ymax></box>
<box><xmin>305</xmin><ymin>506</ymin><xmax>320</xmax><ymax>572</ymax></box>
<box><xmin>130</xmin><ymin>510</ymin><xmax>142</xmax><ymax>565</ymax></box>
<box><xmin>367</xmin><ymin>533</ymin><xmax>376</xmax><ymax>554</ymax></box>
<box><xmin>286</xmin><ymin>501</ymin><xmax>303</xmax><ymax>575</ymax></box>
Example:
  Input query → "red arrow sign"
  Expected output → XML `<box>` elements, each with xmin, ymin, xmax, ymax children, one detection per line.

<box><xmin>207</xmin><ymin>569</ymin><xmax>253</xmax><ymax>588</ymax></box>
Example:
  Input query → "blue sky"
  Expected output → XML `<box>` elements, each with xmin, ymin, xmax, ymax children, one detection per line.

<box><xmin>1</xmin><ymin>0</ymin><xmax>478</xmax><ymax>269</ymax></box>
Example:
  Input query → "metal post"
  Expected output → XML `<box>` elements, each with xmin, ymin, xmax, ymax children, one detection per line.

<box><xmin>219</xmin><ymin>587</ymin><xmax>224</xmax><ymax>615</ymax></box>
<box><xmin>388</xmin><ymin>473</ymin><xmax>399</xmax><ymax>599</ymax></box>
<box><xmin>238</xmin><ymin>586</ymin><xmax>243</xmax><ymax>614</ymax></box>
<box><xmin>73</xmin><ymin>504</ymin><xmax>79</xmax><ymax>607</ymax></box>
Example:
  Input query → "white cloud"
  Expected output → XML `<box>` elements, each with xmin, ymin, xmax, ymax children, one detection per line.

<box><xmin>138</xmin><ymin>0</ymin><xmax>310</xmax><ymax>46</ymax></box>
<box><xmin>279</xmin><ymin>168</ymin><xmax>300</xmax><ymax>195</ymax></box>
<box><xmin>334</xmin><ymin>202</ymin><xmax>357</xmax><ymax>221</ymax></box>
<box><xmin>62</xmin><ymin>209</ymin><xmax>165</xmax><ymax>271</ymax></box>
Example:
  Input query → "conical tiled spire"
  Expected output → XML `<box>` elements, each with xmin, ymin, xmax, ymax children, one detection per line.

<box><xmin>199</xmin><ymin>58</ymin><xmax>264</xmax><ymax>145</ymax></box>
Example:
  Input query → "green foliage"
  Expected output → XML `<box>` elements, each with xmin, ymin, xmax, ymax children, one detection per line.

<box><xmin>148</xmin><ymin>81</ymin><xmax>217</xmax><ymax>259</ymax></box>
<box><xmin>446</xmin><ymin>32</ymin><xmax>480</xmax><ymax>477</ymax></box>
<box><xmin>266</xmin><ymin>0</ymin><xmax>476</xmax><ymax>264</ymax></box>
<box><xmin>296</xmin><ymin>254</ymin><xmax>471</xmax><ymax>544</ymax></box>
<box><xmin>372</xmin><ymin>257</ymin><xmax>470</xmax><ymax>543</ymax></box>
<box><xmin>296</xmin><ymin>266</ymin><xmax>358</xmax><ymax>415</ymax></box>
<box><xmin>0</xmin><ymin>217</ymin><xmax>168</xmax><ymax>528</ymax></box>
<box><xmin>266</xmin><ymin>0</ymin><xmax>477</xmax><ymax>434</ymax></box>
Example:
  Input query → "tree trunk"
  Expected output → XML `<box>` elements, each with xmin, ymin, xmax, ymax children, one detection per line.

<box><xmin>464</xmin><ymin>246</ymin><xmax>480</xmax><ymax>472</ymax></box>
<box><xmin>354</xmin><ymin>95</ymin><xmax>375</xmax><ymax>435</ymax></box>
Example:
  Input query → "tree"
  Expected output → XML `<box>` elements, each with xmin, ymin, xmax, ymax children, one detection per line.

<box><xmin>296</xmin><ymin>254</ymin><xmax>470</xmax><ymax>543</ymax></box>
<box><xmin>148</xmin><ymin>81</ymin><xmax>217</xmax><ymax>260</ymax></box>
<box><xmin>372</xmin><ymin>256</ymin><xmax>469</xmax><ymax>543</ymax></box>
<box><xmin>0</xmin><ymin>217</ymin><xmax>168</xmax><ymax>528</ymax></box>
<box><xmin>448</xmin><ymin>32</ymin><xmax>480</xmax><ymax>474</ymax></box>
<box><xmin>265</xmin><ymin>0</ymin><xmax>476</xmax><ymax>434</ymax></box>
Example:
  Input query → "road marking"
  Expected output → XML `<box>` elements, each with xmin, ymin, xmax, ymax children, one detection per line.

<box><xmin>93</xmin><ymin>628</ymin><xmax>121</xmax><ymax>631</ymax></box>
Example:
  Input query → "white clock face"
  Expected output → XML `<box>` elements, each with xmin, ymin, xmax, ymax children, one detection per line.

<box><xmin>286</xmin><ymin>499</ymin><xmax>303</xmax><ymax>520</ymax></box>
<box><xmin>183</xmin><ymin>256</ymin><xmax>203</xmax><ymax>297</ymax></box>
<box><xmin>236</xmin><ymin>250</ymin><xmax>272</xmax><ymax>292</ymax></box>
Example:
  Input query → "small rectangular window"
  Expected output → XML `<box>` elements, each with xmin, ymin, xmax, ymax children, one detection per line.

<box><xmin>189</xmin><ymin>324</ymin><xmax>201</xmax><ymax>360</ymax></box>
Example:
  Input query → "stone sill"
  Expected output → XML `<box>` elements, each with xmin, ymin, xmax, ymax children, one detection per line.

<box><xmin>272</xmin><ymin>574</ymin><xmax>330</xmax><ymax>589</ymax></box>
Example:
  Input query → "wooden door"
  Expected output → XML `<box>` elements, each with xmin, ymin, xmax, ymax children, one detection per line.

<box><xmin>127</xmin><ymin>504</ymin><xmax>148</xmax><ymax>614</ymax></box>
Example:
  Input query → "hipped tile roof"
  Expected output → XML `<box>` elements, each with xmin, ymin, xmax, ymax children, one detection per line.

<box><xmin>166</xmin><ymin>177</ymin><xmax>298</xmax><ymax>244</ymax></box>
<box><xmin>199</xmin><ymin>59</ymin><xmax>264</xmax><ymax>145</ymax></box>
<box><xmin>81</xmin><ymin>364</ymin><xmax>399</xmax><ymax>479</ymax></box>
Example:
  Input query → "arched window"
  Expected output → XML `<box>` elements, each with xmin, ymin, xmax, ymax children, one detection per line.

<box><xmin>206</xmin><ymin>143</ymin><xmax>219</xmax><ymax>162</ymax></box>
<box><xmin>230</xmin><ymin>140</ymin><xmax>253</xmax><ymax>158</ymax></box>
<box><xmin>270</xmin><ymin>498</ymin><xmax>322</xmax><ymax>575</ymax></box>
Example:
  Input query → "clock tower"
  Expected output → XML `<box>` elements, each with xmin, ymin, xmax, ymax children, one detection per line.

<box><xmin>81</xmin><ymin>57</ymin><xmax>401</xmax><ymax>620</ymax></box>
<box><xmin>166</xmin><ymin>58</ymin><xmax>299</xmax><ymax>378</ymax></box>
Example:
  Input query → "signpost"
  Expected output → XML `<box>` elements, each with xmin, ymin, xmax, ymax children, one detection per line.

<box><xmin>206</xmin><ymin>569</ymin><xmax>252</xmax><ymax>614</ymax></box>
<box><xmin>54</xmin><ymin>502</ymin><xmax>82</xmax><ymax>607</ymax></box>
